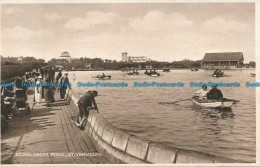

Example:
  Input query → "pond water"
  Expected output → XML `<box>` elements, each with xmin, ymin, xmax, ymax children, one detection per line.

<box><xmin>69</xmin><ymin>69</ymin><xmax>256</xmax><ymax>162</ymax></box>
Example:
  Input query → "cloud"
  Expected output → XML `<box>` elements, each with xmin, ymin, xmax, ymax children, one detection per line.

<box><xmin>45</xmin><ymin>13</ymin><xmax>66</xmax><ymax>21</ymax></box>
<box><xmin>2</xmin><ymin>26</ymin><xmax>51</xmax><ymax>41</ymax></box>
<box><xmin>129</xmin><ymin>10</ymin><xmax>193</xmax><ymax>32</ymax></box>
<box><xmin>67</xmin><ymin>21</ymin><xmax>254</xmax><ymax>62</ymax></box>
<box><xmin>203</xmin><ymin>17</ymin><xmax>251</xmax><ymax>34</ymax></box>
<box><xmin>3</xmin><ymin>7</ymin><xmax>16</xmax><ymax>15</ymax></box>
<box><xmin>64</xmin><ymin>11</ymin><xmax>121</xmax><ymax>31</ymax></box>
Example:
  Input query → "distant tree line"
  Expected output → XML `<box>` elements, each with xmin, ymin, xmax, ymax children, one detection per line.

<box><xmin>1</xmin><ymin>56</ymin><xmax>45</xmax><ymax>66</ymax></box>
<box><xmin>47</xmin><ymin>57</ymin><xmax>203</xmax><ymax>70</ymax></box>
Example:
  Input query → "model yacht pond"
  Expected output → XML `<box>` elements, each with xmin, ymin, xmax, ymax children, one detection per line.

<box><xmin>69</xmin><ymin>69</ymin><xmax>256</xmax><ymax>162</ymax></box>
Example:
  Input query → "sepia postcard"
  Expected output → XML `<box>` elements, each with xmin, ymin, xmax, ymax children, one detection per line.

<box><xmin>0</xmin><ymin>0</ymin><xmax>259</xmax><ymax>166</ymax></box>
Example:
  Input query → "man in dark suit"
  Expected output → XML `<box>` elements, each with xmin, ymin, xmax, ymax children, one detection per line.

<box><xmin>60</xmin><ymin>73</ymin><xmax>71</xmax><ymax>99</ymax></box>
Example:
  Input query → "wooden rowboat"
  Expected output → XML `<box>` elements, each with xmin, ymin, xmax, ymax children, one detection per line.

<box><xmin>250</xmin><ymin>73</ymin><xmax>256</xmax><ymax>77</ymax></box>
<box><xmin>150</xmin><ymin>73</ymin><xmax>160</xmax><ymax>77</ymax></box>
<box><xmin>163</xmin><ymin>68</ymin><xmax>170</xmax><ymax>72</ymax></box>
<box><xmin>127</xmin><ymin>71</ymin><xmax>139</xmax><ymax>75</ymax></box>
<box><xmin>192</xmin><ymin>98</ymin><xmax>234</xmax><ymax>108</ymax></box>
<box><xmin>212</xmin><ymin>74</ymin><xmax>224</xmax><ymax>78</ymax></box>
<box><xmin>92</xmin><ymin>75</ymin><xmax>111</xmax><ymax>80</ymax></box>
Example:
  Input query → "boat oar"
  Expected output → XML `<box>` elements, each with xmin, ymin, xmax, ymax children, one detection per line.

<box><xmin>159</xmin><ymin>98</ymin><xmax>192</xmax><ymax>104</ymax></box>
<box><xmin>222</xmin><ymin>98</ymin><xmax>240</xmax><ymax>103</ymax></box>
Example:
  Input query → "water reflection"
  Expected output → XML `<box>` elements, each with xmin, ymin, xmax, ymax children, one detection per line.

<box><xmin>192</xmin><ymin>104</ymin><xmax>235</xmax><ymax>136</ymax></box>
<box><xmin>193</xmin><ymin>105</ymin><xmax>235</xmax><ymax>120</ymax></box>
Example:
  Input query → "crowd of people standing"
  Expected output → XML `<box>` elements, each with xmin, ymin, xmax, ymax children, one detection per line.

<box><xmin>23</xmin><ymin>66</ymin><xmax>70</xmax><ymax>107</ymax></box>
<box><xmin>1</xmin><ymin>66</ymin><xmax>71</xmax><ymax>133</ymax></box>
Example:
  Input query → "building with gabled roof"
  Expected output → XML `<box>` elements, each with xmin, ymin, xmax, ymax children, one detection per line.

<box><xmin>201</xmin><ymin>52</ymin><xmax>244</xmax><ymax>69</ymax></box>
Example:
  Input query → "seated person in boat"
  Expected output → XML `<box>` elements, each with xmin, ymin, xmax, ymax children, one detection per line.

<box><xmin>207</xmin><ymin>85</ymin><xmax>223</xmax><ymax>101</ymax></box>
<box><xmin>213</xmin><ymin>69</ymin><xmax>224</xmax><ymax>77</ymax></box>
<box><xmin>151</xmin><ymin>69</ymin><xmax>157</xmax><ymax>74</ymax></box>
<box><xmin>193</xmin><ymin>85</ymin><xmax>208</xmax><ymax>102</ymax></box>
<box><xmin>213</xmin><ymin>69</ymin><xmax>219</xmax><ymax>75</ymax></box>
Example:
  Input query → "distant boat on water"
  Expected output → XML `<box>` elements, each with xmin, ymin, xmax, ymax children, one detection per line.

<box><xmin>163</xmin><ymin>68</ymin><xmax>170</xmax><ymax>72</ymax></box>
<box><xmin>144</xmin><ymin>70</ymin><xmax>160</xmax><ymax>77</ymax></box>
<box><xmin>191</xmin><ymin>68</ymin><xmax>198</xmax><ymax>71</ymax></box>
<box><xmin>250</xmin><ymin>73</ymin><xmax>256</xmax><ymax>77</ymax></box>
<box><xmin>126</xmin><ymin>70</ymin><xmax>139</xmax><ymax>75</ymax></box>
<box><xmin>92</xmin><ymin>74</ymin><xmax>111</xmax><ymax>80</ymax></box>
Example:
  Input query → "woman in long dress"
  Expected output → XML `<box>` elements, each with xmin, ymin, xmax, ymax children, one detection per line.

<box><xmin>35</xmin><ymin>76</ymin><xmax>42</xmax><ymax>106</ymax></box>
<box><xmin>44</xmin><ymin>77</ymin><xmax>55</xmax><ymax>107</ymax></box>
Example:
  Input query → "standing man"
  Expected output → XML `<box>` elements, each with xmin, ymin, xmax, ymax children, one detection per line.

<box><xmin>60</xmin><ymin>73</ymin><xmax>71</xmax><ymax>99</ymax></box>
<box><xmin>40</xmin><ymin>66</ymin><xmax>45</xmax><ymax>77</ymax></box>
<box><xmin>75</xmin><ymin>91</ymin><xmax>98</xmax><ymax>130</ymax></box>
<box><xmin>56</xmin><ymin>70</ymin><xmax>62</xmax><ymax>83</ymax></box>
<box><xmin>50</xmin><ymin>66</ymin><xmax>56</xmax><ymax>83</ymax></box>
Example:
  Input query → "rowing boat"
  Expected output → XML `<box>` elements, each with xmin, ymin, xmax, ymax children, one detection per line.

<box><xmin>163</xmin><ymin>68</ymin><xmax>170</xmax><ymax>72</ymax></box>
<box><xmin>127</xmin><ymin>71</ymin><xmax>139</xmax><ymax>75</ymax></box>
<box><xmin>212</xmin><ymin>74</ymin><xmax>224</xmax><ymax>78</ymax></box>
<box><xmin>150</xmin><ymin>73</ymin><xmax>160</xmax><ymax>77</ymax></box>
<box><xmin>250</xmin><ymin>73</ymin><xmax>256</xmax><ymax>77</ymax></box>
<box><xmin>192</xmin><ymin>98</ymin><xmax>234</xmax><ymax>108</ymax></box>
<box><xmin>92</xmin><ymin>75</ymin><xmax>111</xmax><ymax>80</ymax></box>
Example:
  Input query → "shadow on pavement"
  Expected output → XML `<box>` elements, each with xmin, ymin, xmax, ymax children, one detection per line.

<box><xmin>1</xmin><ymin>105</ymin><xmax>60</xmax><ymax>164</ymax></box>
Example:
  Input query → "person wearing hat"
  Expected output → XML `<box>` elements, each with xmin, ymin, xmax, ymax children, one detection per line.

<box><xmin>207</xmin><ymin>84</ymin><xmax>223</xmax><ymax>101</ymax></box>
<box><xmin>35</xmin><ymin>76</ymin><xmax>43</xmax><ymax>106</ymax></box>
<box><xmin>75</xmin><ymin>91</ymin><xmax>98</xmax><ymax>130</ymax></box>
<box><xmin>60</xmin><ymin>73</ymin><xmax>71</xmax><ymax>99</ymax></box>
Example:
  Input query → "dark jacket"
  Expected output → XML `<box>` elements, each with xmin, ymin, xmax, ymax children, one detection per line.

<box><xmin>15</xmin><ymin>78</ymin><xmax>23</xmax><ymax>88</ymax></box>
<box><xmin>207</xmin><ymin>88</ymin><xmax>223</xmax><ymax>100</ymax></box>
<box><xmin>78</xmin><ymin>91</ymin><xmax>97</xmax><ymax>109</ymax></box>
<box><xmin>60</xmin><ymin>76</ymin><xmax>70</xmax><ymax>88</ymax></box>
<box><xmin>56</xmin><ymin>72</ymin><xmax>62</xmax><ymax>81</ymax></box>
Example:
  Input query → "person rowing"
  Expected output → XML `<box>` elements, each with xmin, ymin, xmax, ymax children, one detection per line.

<box><xmin>213</xmin><ymin>69</ymin><xmax>219</xmax><ymax>76</ymax></box>
<box><xmin>97</xmin><ymin>73</ymin><xmax>105</xmax><ymax>78</ymax></box>
<box><xmin>213</xmin><ymin>69</ymin><xmax>224</xmax><ymax>77</ymax></box>
<box><xmin>207</xmin><ymin>85</ymin><xmax>223</xmax><ymax>101</ymax></box>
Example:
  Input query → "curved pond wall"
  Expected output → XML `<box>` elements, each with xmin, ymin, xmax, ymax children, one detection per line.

<box><xmin>67</xmin><ymin>91</ymin><xmax>244</xmax><ymax>164</ymax></box>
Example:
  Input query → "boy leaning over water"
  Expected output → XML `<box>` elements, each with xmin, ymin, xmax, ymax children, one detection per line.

<box><xmin>75</xmin><ymin>91</ymin><xmax>98</xmax><ymax>130</ymax></box>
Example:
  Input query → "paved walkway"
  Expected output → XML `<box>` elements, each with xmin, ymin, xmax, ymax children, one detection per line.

<box><xmin>1</xmin><ymin>90</ymin><xmax>110</xmax><ymax>164</ymax></box>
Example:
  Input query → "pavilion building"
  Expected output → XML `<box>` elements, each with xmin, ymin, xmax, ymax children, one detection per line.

<box><xmin>201</xmin><ymin>52</ymin><xmax>244</xmax><ymax>69</ymax></box>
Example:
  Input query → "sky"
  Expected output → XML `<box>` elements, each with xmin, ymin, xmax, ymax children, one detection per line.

<box><xmin>1</xmin><ymin>3</ymin><xmax>255</xmax><ymax>62</ymax></box>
